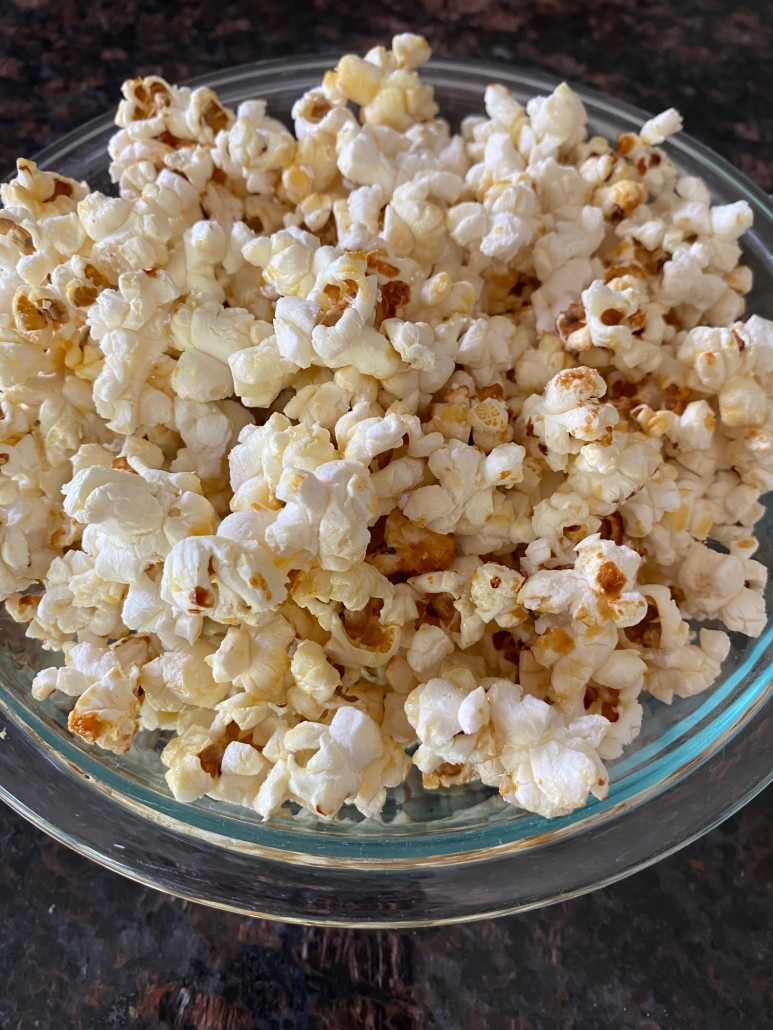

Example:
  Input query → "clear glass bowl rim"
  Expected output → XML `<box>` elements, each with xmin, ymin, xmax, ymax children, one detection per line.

<box><xmin>1</xmin><ymin>54</ymin><xmax>773</xmax><ymax>925</ymax></box>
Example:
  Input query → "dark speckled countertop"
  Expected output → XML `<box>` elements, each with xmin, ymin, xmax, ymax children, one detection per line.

<box><xmin>1</xmin><ymin>1</ymin><xmax>773</xmax><ymax>1027</ymax></box>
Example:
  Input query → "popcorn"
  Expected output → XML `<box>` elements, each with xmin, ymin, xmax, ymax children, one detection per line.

<box><xmin>264</xmin><ymin>458</ymin><xmax>377</xmax><ymax>571</ymax></box>
<box><xmin>678</xmin><ymin>540</ymin><xmax>766</xmax><ymax>636</ymax></box>
<box><xmin>336</xmin><ymin>124</ymin><xmax>399</xmax><ymax>197</ymax></box>
<box><xmin>406</xmin><ymin>669</ymin><xmax>495</xmax><ymax>778</ymax></box>
<box><xmin>581</xmin><ymin>278</ymin><xmax>661</xmax><ymax>373</ymax></box>
<box><xmin>469</xmin><ymin>563</ymin><xmax>527</xmax><ymax>628</ymax></box>
<box><xmin>519</xmin><ymin>534</ymin><xmax>647</xmax><ymax>629</ymax></box>
<box><xmin>36</xmin><ymin>639</ymin><xmax>149</xmax><ymax>754</ymax></box>
<box><xmin>2</xmin><ymin>160</ymin><xmax>88</xmax><ymax>222</ymax></box>
<box><xmin>161</xmin><ymin>727</ymin><xmax>219</xmax><ymax>803</ymax></box>
<box><xmin>3</xmin><ymin>37</ymin><xmax>768</xmax><ymax>826</ymax></box>
<box><xmin>229</xmin><ymin>335</ymin><xmax>298</xmax><ymax>408</ymax></box>
<box><xmin>170</xmin><ymin>293</ymin><xmax>266</xmax><ymax>364</ymax></box>
<box><xmin>486</xmin><ymin>686</ymin><xmax>609</xmax><ymax>817</ymax></box>
<box><xmin>718</xmin><ymin>375</ymin><xmax>768</xmax><ymax>428</ymax></box>
<box><xmin>212</xmin><ymin>101</ymin><xmax>296</xmax><ymax>195</ymax></box>
<box><xmin>521</xmin><ymin>366</ymin><xmax>618</xmax><ymax>472</ymax></box>
<box><xmin>160</xmin><ymin>521</ymin><xmax>289</xmax><ymax>629</ymax></box>
<box><xmin>206</xmin><ymin>738</ymin><xmax>270</xmax><ymax>809</ymax></box>
<box><xmin>171</xmin><ymin>350</ymin><xmax>234</xmax><ymax>403</ymax></box>
<box><xmin>142</xmin><ymin>640</ymin><xmax>229</xmax><ymax>708</ymax></box>
<box><xmin>579</xmin><ymin>648</ymin><xmax>646</xmax><ymax>760</ymax></box>
<box><xmin>381</xmin><ymin>318</ymin><xmax>436</xmax><ymax>370</ymax></box>
<box><xmin>406</xmin><ymin>623</ymin><xmax>455</xmax><ymax>676</ymax></box>
<box><xmin>88</xmin><ymin>268</ymin><xmax>180</xmax><ymax>434</ymax></box>
<box><xmin>24</xmin><ymin>549</ymin><xmax>126</xmax><ymax>649</ymax></box>
<box><xmin>171</xmin><ymin>397</ymin><xmax>238</xmax><ymax>480</ymax></box>
<box><xmin>206</xmin><ymin>614</ymin><xmax>296</xmax><ymax>701</ymax></box>
<box><xmin>291</xmin><ymin>638</ymin><xmax>341</xmax><ymax>703</ymax></box>
<box><xmin>242</xmin><ymin>224</ymin><xmax>323</xmax><ymax>298</ymax></box>
<box><xmin>366</xmin><ymin>508</ymin><xmax>456</xmax><ymax>579</ymax></box>
<box><xmin>402</xmin><ymin>438</ymin><xmax>525</xmax><ymax>535</ymax></box>
<box><xmin>407</xmin><ymin>674</ymin><xmax>610</xmax><ymax>817</ymax></box>
<box><xmin>356</xmin><ymin>40</ymin><xmax>437</xmax><ymax>132</ymax></box>
<box><xmin>639</xmin><ymin>108</ymin><xmax>683</xmax><ymax>147</ymax></box>
<box><xmin>62</xmin><ymin>464</ymin><xmax>217</xmax><ymax>584</ymax></box>
<box><xmin>566</xmin><ymin>431</ymin><xmax>663</xmax><ymax>511</ymax></box>
<box><xmin>677</xmin><ymin>325</ymin><xmax>741</xmax><ymax>392</ymax></box>
<box><xmin>254</xmin><ymin>706</ymin><xmax>407</xmax><ymax>819</ymax></box>
<box><xmin>634</xmin><ymin>581</ymin><xmax>731</xmax><ymax>703</ymax></box>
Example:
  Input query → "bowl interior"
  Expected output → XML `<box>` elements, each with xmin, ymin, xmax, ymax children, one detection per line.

<box><xmin>3</xmin><ymin>58</ymin><xmax>773</xmax><ymax>863</ymax></box>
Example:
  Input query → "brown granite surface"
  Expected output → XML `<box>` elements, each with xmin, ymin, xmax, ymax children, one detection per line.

<box><xmin>2</xmin><ymin>790</ymin><xmax>773</xmax><ymax>1029</ymax></box>
<box><xmin>1</xmin><ymin>0</ymin><xmax>773</xmax><ymax>1027</ymax></box>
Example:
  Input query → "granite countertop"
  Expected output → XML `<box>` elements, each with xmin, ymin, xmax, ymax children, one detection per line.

<box><xmin>1</xmin><ymin>1</ymin><xmax>773</xmax><ymax>1027</ymax></box>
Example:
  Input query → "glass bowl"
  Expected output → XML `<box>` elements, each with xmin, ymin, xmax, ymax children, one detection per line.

<box><xmin>1</xmin><ymin>56</ymin><xmax>773</xmax><ymax>927</ymax></box>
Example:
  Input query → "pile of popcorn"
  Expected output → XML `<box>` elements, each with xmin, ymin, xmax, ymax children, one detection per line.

<box><xmin>1</xmin><ymin>34</ymin><xmax>769</xmax><ymax>823</ymax></box>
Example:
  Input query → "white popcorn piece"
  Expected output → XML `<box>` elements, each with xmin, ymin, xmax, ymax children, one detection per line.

<box><xmin>581</xmin><ymin>278</ymin><xmax>661</xmax><ymax>373</ymax></box>
<box><xmin>63</xmin><ymin>464</ymin><xmax>216</xmax><ymax>584</ymax></box>
<box><xmin>519</xmin><ymin>534</ymin><xmax>647</xmax><ymax>629</ymax></box>
<box><xmin>488</xmin><ymin>686</ymin><xmax>609</xmax><ymax>818</ymax></box>
<box><xmin>161</xmin><ymin>725</ymin><xmax>221</xmax><ymax>803</ymax></box>
<box><xmin>678</xmin><ymin>540</ymin><xmax>766</xmax><ymax>637</ymax></box>
<box><xmin>172</xmin><ymin>396</ymin><xmax>242</xmax><ymax>481</ymax></box>
<box><xmin>160</xmin><ymin>521</ymin><xmax>289</xmax><ymax>629</ymax></box>
<box><xmin>325</xmin><ymin>609</ymin><xmax>401</xmax><ymax>670</ymax></box>
<box><xmin>711</xmin><ymin>201</ymin><xmax>753</xmax><ymax>242</ymax></box>
<box><xmin>141</xmin><ymin>640</ymin><xmax>229</xmax><ymax>709</ymax></box>
<box><xmin>45</xmin><ymin>640</ymin><xmax>148</xmax><ymax>754</ymax></box>
<box><xmin>2</xmin><ymin>160</ymin><xmax>88</xmax><ymax>222</ymax></box>
<box><xmin>718</xmin><ymin>375</ymin><xmax>768</xmax><ymax>428</ymax></box>
<box><xmin>528</xmin><ymin>617</ymin><xmax>618</xmax><ymax>700</ymax></box>
<box><xmin>522</xmin><ymin>366</ymin><xmax>618</xmax><ymax>472</ymax></box>
<box><xmin>207</xmin><ymin>615</ymin><xmax>296</xmax><ymax>701</ymax></box>
<box><xmin>242</xmin><ymin>224</ymin><xmax>323</xmax><ymax>298</ymax></box>
<box><xmin>403</xmin><ymin>438</ymin><xmax>524</xmax><ymax>536</ymax></box>
<box><xmin>581</xmin><ymin>648</ymin><xmax>646</xmax><ymax>760</ymax></box>
<box><xmin>87</xmin><ymin>268</ymin><xmax>180</xmax><ymax>434</ymax></box>
<box><xmin>532</xmin><ymin>491</ymin><xmax>598</xmax><ymax>542</ymax></box>
<box><xmin>171</xmin><ymin>349</ymin><xmax>234</xmax><ymax>403</ymax></box>
<box><xmin>381</xmin><ymin>318</ymin><xmax>436</xmax><ymax>371</ymax></box>
<box><xmin>405</xmin><ymin>670</ymin><xmax>492</xmax><ymax>777</ymax></box>
<box><xmin>337</xmin><ymin>124</ymin><xmax>399</xmax><ymax>197</ymax></box>
<box><xmin>619</xmin><ymin>466</ymin><xmax>682</xmax><ymax>538</ymax></box>
<box><xmin>25</xmin><ymin>549</ymin><xmax>126</xmax><ymax>650</ymax></box>
<box><xmin>340</xmin><ymin>410</ymin><xmax>418</xmax><ymax>466</ymax></box>
<box><xmin>356</xmin><ymin>38</ymin><xmax>437</xmax><ymax>132</ymax></box>
<box><xmin>170</xmin><ymin>293</ymin><xmax>266</xmax><ymax>364</ymax></box>
<box><xmin>406</xmin><ymin>623</ymin><xmax>455</xmax><ymax>676</ymax></box>
<box><xmin>526</xmin><ymin>83</ymin><xmax>589</xmax><ymax>157</ymax></box>
<box><xmin>212</xmin><ymin>100</ymin><xmax>296</xmax><ymax>195</ymax></box>
<box><xmin>265</xmin><ymin>458</ymin><xmax>377</xmax><ymax>571</ymax></box>
<box><xmin>273</xmin><ymin>295</ymin><xmax>320</xmax><ymax>368</ymax></box>
<box><xmin>254</xmin><ymin>705</ymin><xmax>407</xmax><ymax>819</ymax></box>
<box><xmin>639</xmin><ymin>108</ymin><xmax>683</xmax><ymax>146</ymax></box>
<box><xmin>229</xmin><ymin>412</ymin><xmax>336</xmax><ymax>503</ymax></box>
<box><xmin>205</xmin><ymin>736</ymin><xmax>270</xmax><ymax>810</ymax></box>
<box><xmin>645</xmin><ymin>627</ymin><xmax>730</xmax><ymax>705</ymax></box>
<box><xmin>677</xmin><ymin>325</ymin><xmax>742</xmax><ymax>392</ymax></box>
<box><xmin>566</xmin><ymin>432</ymin><xmax>663</xmax><ymax>510</ymax></box>
<box><xmin>291</xmin><ymin>638</ymin><xmax>341</xmax><ymax>703</ymax></box>
<box><xmin>469</xmin><ymin>563</ymin><xmax>526</xmax><ymax>628</ymax></box>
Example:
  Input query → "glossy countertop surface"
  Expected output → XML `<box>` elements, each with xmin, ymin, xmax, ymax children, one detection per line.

<box><xmin>1</xmin><ymin>1</ymin><xmax>772</xmax><ymax>1027</ymax></box>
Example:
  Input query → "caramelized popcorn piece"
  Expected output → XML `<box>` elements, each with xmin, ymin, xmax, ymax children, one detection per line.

<box><xmin>367</xmin><ymin>509</ymin><xmax>456</xmax><ymax>580</ymax></box>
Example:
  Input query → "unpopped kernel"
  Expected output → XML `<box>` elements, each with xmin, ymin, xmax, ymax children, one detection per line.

<box><xmin>1</xmin><ymin>35</ymin><xmax>768</xmax><ymax>822</ymax></box>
